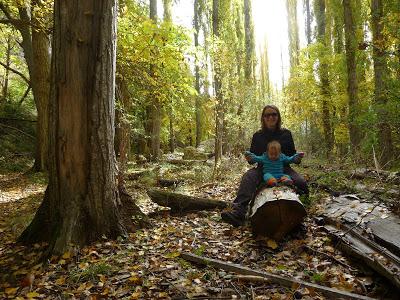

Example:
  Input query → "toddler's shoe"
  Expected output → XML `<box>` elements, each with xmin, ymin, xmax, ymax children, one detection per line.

<box><xmin>280</xmin><ymin>177</ymin><xmax>293</xmax><ymax>186</ymax></box>
<box><xmin>266</xmin><ymin>178</ymin><xmax>278</xmax><ymax>187</ymax></box>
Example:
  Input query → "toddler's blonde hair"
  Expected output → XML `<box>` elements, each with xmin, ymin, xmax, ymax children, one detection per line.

<box><xmin>267</xmin><ymin>140</ymin><xmax>281</xmax><ymax>153</ymax></box>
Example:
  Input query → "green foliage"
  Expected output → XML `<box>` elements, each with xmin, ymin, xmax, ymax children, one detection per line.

<box><xmin>282</xmin><ymin>0</ymin><xmax>400</xmax><ymax>166</ymax></box>
<box><xmin>117</xmin><ymin>1</ymin><xmax>196</xmax><ymax>149</ymax></box>
<box><xmin>70</xmin><ymin>262</ymin><xmax>114</xmax><ymax>283</ymax></box>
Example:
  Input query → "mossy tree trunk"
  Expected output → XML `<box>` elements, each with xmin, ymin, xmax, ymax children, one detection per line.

<box><xmin>370</xmin><ymin>0</ymin><xmax>393</xmax><ymax>166</ymax></box>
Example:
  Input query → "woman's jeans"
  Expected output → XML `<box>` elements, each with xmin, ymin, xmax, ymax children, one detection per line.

<box><xmin>232</xmin><ymin>166</ymin><xmax>309</xmax><ymax>219</ymax></box>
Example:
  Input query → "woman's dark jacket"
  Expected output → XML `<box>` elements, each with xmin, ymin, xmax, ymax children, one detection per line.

<box><xmin>249</xmin><ymin>128</ymin><xmax>296</xmax><ymax>159</ymax></box>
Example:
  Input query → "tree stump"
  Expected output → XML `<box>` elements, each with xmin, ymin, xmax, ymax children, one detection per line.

<box><xmin>249</xmin><ymin>186</ymin><xmax>306</xmax><ymax>240</ymax></box>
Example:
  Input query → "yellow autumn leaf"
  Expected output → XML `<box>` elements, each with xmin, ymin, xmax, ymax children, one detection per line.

<box><xmin>129</xmin><ymin>275</ymin><xmax>142</xmax><ymax>284</ymax></box>
<box><xmin>62</xmin><ymin>251</ymin><xmax>71</xmax><ymax>259</ymax></box>
<box><xmin>266</xmin><ymin>239</ymin><xmax>278</xmax><ymax>249</ymax></box>
<box><xmin>130</xmin><ymin>292</ymin><xmax>141</xmax><ymax>299</ymax></box>
<box><xmin>27</xmin><ymin>292</ymin><xmax>40</xmax><ymax>298</ymax></box>
<box><xmin>55</xmin><ymin>277</ymin><xmax>66</xmax><ymax>285</ymax></box>
<box><xmin>5</xmin><ymin>287</ymin><xmax>18</xmax><ymax>295</ymax></box>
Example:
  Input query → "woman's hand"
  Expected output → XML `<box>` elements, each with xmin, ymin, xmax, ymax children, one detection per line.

<box><xmin>244</xmin><ymin>151</ymin><xmax>253</xmax><ymax>162</ymax></box>
<box><xmin>293</xmin><ymin>152</ymin><xmax>304</xmax><ymax>164</ymax></box>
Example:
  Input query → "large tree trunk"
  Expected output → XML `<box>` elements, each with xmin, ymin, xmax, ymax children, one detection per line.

<box><xmin>286</xmin><ymin>0</ymin><xmax>300</xmax><ymax>72</ymax></box>
<box><xmin>213</xmin><ymin>0</ymin><xmax>223</xmax><ymax>169</ymax></box>
<box><xmin>371</xmin><ymin>0</ymin><xmax>393</xmax><ymax>166</ymax></box>
<box><xmin>343</xmin><ymin>0</ymin><xmax>361</xmax><ymax>151</ymax></box>
<box><xmin>194</xmin><ymin>0</ymin><xmax>202</xmax><ymax>148</ymax></box>
<box><xmin>314</xmin><ymin>0</ymin><xmax>333</xmax><ymax>156</ymax></box>
<box><xmin>19</xmin><ymin>0</ymin><xmax>126</xmax><ymax>255</ymax></box>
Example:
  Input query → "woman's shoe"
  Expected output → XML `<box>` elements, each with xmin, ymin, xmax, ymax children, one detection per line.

<box><xmin>221</xmin><ymin>210</ymin><xmax>245</xmax><ymax>227</ymax></box>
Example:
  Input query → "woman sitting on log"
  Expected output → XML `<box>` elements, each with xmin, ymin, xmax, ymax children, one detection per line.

<box><xmin>221</xmin><ymin>104</ymin><xmax>308</xmax><ymax>227</ymax></box>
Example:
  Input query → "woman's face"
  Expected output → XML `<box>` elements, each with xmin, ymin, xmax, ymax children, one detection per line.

<box><xmin>263</xmin><ymin>108</ymin><xmax>279</xmax><ymax>129</ymax></box>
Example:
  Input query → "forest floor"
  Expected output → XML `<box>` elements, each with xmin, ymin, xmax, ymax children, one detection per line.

<box><xmin>0</xmin><ymin>154</ymin><xmax>399</xmax><ymax>299</ymax></box>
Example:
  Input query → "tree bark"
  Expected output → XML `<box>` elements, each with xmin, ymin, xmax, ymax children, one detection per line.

<box><xmin>147</xmin><ymin>188</ymin><xmax>227</xmax><ymax>212</ymax></box>
<box><xmin>244</xmin><ymin>0</ymin><xmax>254</xmax><ymax>81</ymax></box>
<box><xmin>286</xmin><ymin>0</ymin><xmax>300</xmax><ymax>72</ymax></box>
<box><xmin>370</xmin><ymin>0</ymin><xmax>393</xmax><ymax>166</ymax></box>
<box><xmin>162</xmin><ymin>0</ymin><xmax>175</xmax><ymax>152</ymax></box>
<box><xmin>163</xmin><ymin>0</ymin><xmax>172</xmax><ymax>21</ymax></box>
<box><xmin>304</xmin><ymin>0</ymin><xmax>312</xmax><ymax>45</ymax></box>
<box><xmin>31</xmin><ymin>0</ymin><xmax>50</xmax><ymax>172</ymax></box>
<box><xmin>343</xmin><ymin>0</ymin><xmax>361</xmax><ymax>151</ymax></box>
<box><xmin>147</xmin><ymin>0</ymin><xmax>161</xmax><ymax>160</ymax></box>
<box><xmin>314</xmin><ymin>0</ymin><xmax>333</xmax><ymax>156</ymax></box>
<box><xmin>115</xmin><ymin>77</ymin><xmax>131</xmax><ymax>188</ymax></box>
<box><xmin>194</xmin><ymin>0</ymin><xmax>202</xmax><ymax>148</ymax></box>
<box><xmin>213</xmin><ymin>0</ymin><xmax>223</xmax><ymax>170</ymax></box>
<box><xmin>1</xmin><ymin>35</ymin><xmax>11</xmax><ymax>101</ymax></box>
<box><xmin>19</xmin><ymin>0</ymin><xmax>127</xmax><ymax>255</ymax></box>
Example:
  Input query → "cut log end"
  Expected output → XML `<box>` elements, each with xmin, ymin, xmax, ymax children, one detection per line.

<box><xmin>249</xmin><ymin>187</ymin><xmax>306</xmax><ymax>240</ymax></box>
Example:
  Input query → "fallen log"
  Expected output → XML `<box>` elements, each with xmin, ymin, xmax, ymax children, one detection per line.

<box><xmin>147</xmin><ymin>188</ymin><xmax>227</xmax><ymax>212</ymax></box>
<box><xmin>157</xmin><ymin>178</ymin><xmax>184</xmax><ymax>187</ymax></box>
<box><xmin>321</xmin><ymin>194</ymin><xmax>400</xmax><ymax>257</ymax></box>
<box><xmin>126</xmin><ymin>166</ymin><xmax>160</xmax><ymax>180</ymax></box>
<box><xmin>350</xmin><ymin>168</ymin><xmax>400</xmax><ymax>184</ymax></box>
<box><xmin>180</xmin><ymin>252</ymin><xmax>375</xmax><ymax>300</ymax></box>
<box><xmin>165</xmin><ymin>159</ymin><xmax>206</xmax><ymax>165</ymax></box>
<box><xmin>322</xmin><ymin>220</ymin><xmax>400</xmax><ymax>290</ymax></box>
<box><xmin>249</xmin><ymin>186</ymin><xmax>307</xmax><ymax>240</ymax></box>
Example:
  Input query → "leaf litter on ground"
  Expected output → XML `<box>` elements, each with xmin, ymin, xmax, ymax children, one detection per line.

<box><xmin>0</xmin><ymin>157</ymin><xmax>398</xmax><ymax>299</ymax></box>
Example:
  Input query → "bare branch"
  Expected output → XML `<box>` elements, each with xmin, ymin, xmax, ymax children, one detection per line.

<box><xmin>0</xmin><ymin>61</ymin><xmax>30</xmax><ymax>84</ymax></box>
<box><xmin>19</xmin><ymin>84</ymin><xmax>31</xmax><ymax>104</ymax></box>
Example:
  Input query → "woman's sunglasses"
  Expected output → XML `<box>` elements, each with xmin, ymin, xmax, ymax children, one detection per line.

<box><xmin>263</xmin><ymin>112</ymin><xmax>278</xmax><ymax>118</ymax></box>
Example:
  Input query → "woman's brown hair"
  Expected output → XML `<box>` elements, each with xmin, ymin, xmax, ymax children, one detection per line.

<box><xmin>260</xmin><ymin>104</ymin><xmax>282</xmax><ymax>131</ymax></box>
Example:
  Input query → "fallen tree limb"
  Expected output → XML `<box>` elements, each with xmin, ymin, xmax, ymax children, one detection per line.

<box><xmin>147</xmin><ymin>188</ymin><xmax>227</xmax><ymax>212</ymax></box>
<box><xmin>180</xmin><ymin>252</ymin><xmax>375</xmax><ymax>300</ymax></box>
<box><xmin>301</xmin><ymin>245</ymin><xmax>356</xmax><ymax>272</ymax></box>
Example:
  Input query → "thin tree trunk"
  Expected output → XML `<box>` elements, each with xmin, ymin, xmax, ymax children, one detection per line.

<box><xmin>147</xmin><ymin>0</ymin><xmax>161</xmax><ymax>160</ymax></box>
<box><xmin>19</xmin><ymin>0</ymin><xmax>127</xmax><ymax>255</ymax></box>
<box><xmin>314</xmin><ymin>0</ymin><xmax>333</xmax><ymax>156</ymax></box>
<box><xmin>287</xmin><ymin>0</ymin><xmax>300</xmax><ymax>72</ymax></box>
<box><xmin>2</xmin><ymin>35</ymin><xmax>11</xmax><ymax>101</ymax></box>
<box><xmin>333</xmin><ymin>9</ymin><xmax>343</xmax><ymax>54</ymax></box>
<box><xmin>304</xmin><ymin>0</ymin><xmax>312</xmax><ymax>45</ymax></box>
<box><xmin>244</xmin><ymin>0</ymin><xmax>254</xmax><ymax>81</ymax></box>
<box><xmin>343</xmin><ymin>0</ymin><xmax>361</xmax><ymax>151</ymax></box>
<box><xmin>213</xmin><ymin>0</ymin><xmax>223</xmax><ymax>169</ymax></box>
<box><xmin>194</xmin><ymin>0</ymin><xmax>202</xmax><ymax>147</ymax></box>
<box><xmin>115</xmin><ymin>78</ymin><xmax>131</xmax><ymax>188</ymax></box>
<box><xmin>371</xmin><ymin>0</ymin><xmax>393</xmax><ymax>165</ymax></box>
<box><xmin>163</xmin><ymin>0</ymin><xmax>175</xmax><ymax>152</ymax></box>
<box><xmin>31</xmin><ymin>0</ymin><xmax>50</xmax><ymax>172</ymax></box>
<box><xmin>163</xmin><ymin>0</ymin><xmax>172</xmax><ymax>21</ymax></box>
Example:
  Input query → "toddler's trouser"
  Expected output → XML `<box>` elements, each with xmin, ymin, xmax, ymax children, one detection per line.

<box><xmin>263</xmin><ymin>173</ymin><xmax>277</xmax><ymax>186</ymax></box>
